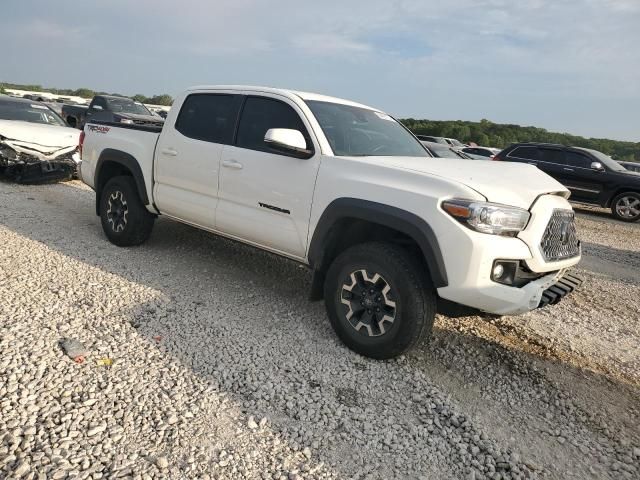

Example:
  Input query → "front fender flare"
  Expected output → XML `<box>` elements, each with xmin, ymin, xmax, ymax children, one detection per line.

<box><xmin>308</xmin><ymin>198</ymin><xmax>448</xmax><ymax>288</ymax></box>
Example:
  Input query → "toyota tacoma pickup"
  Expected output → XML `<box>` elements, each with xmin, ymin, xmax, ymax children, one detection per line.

<box><xmin>79</xmin><ymin>85</ymin><xmax>582</xmax><ymax>359</ymax></box>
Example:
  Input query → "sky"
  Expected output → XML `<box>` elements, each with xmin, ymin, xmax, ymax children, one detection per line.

<box><xmin>2</xmin><ymin>0</ymin><xmax>639</xmax><ymax>141</ymax></box>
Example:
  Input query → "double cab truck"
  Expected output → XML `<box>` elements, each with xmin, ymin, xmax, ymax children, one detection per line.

<box><xmin>63</xmin><ymin>95</ymin><xmax>164</xmax><ymax>130</ymax></box>
<box><xmin>79</xmin><ymin>85</ymin><xmax>582</xmax><ymax>359</ymax></box>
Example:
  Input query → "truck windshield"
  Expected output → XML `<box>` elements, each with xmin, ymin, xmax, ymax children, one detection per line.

<box><xmin>106</xmin><ymin>98</ymin><xmax>152</xmax><ymax>116</ymax></box>
<box><xmin>305</xmin><ymin>100</ymin><xmax>429</xmax><ymax>157</ymax></box>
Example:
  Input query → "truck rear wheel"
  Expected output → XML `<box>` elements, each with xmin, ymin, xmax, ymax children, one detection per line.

<box><xmin>323</xmin><ymin>242</ymin><xmax>436</xmax><ymax>359</ymax></box>
<box><xmin>100</xmin><ymin>176</ymin><xmax>155</xmax><ymax>246</ymax></box>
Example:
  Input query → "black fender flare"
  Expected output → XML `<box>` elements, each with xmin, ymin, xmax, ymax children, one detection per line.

<box><xmin>94</xmin><ymin>149</ymin><xmax>149</xmax><ymax>215</ymax></box>
<box><xmin>308</xmin><ymin>198</ymin><xmax>448</xmax><ymax>288</ymax></box>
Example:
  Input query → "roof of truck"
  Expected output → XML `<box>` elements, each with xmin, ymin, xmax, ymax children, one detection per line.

<box><xmin>186</xmin><ymin>85</ymin><xmax>378</xmax><ymax>111</ymax></box>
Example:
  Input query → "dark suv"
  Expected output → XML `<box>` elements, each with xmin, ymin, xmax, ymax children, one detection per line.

<box><xmin>496</xmin><ymin>143</ymin><xmax>640</xmax><ymax>222</ymax></box>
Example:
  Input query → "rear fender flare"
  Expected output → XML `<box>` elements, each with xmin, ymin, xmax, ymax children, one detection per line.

<box><xmin>94</xmin><ymin>149</ymin><xmax>149</xmax><ymax>215</ymax></box>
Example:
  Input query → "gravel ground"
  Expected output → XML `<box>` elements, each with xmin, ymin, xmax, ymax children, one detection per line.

<box><xmin>1</xmin><ymin>180</ymin><xmax>638</xmax><ymax>480</ymax></box>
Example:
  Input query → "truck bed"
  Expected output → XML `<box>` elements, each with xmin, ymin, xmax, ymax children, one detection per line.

<box><xmin>81</xmin><ymin>121</ymin><xmax>162</xmax><ymax>209</ymax></box>
<box><xmin>88</xmin><ymin>120</ymin><xmax>164</xmax><ymax>134</ymax></box>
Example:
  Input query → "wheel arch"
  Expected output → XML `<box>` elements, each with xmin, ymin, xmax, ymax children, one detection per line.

<box><xmin>307</xmin><ymin>198</ymin><xmax>448</xmax><ymax>300</ymax></box>
<box><xmin>94</xmin><ymin>149</ymin><xmax>149</xmax><ymax>215</ymax></box>
<box><xmin>604</xmin><ymin>187</ymin><xmax>640</xmax><ymax>208</ymax></box>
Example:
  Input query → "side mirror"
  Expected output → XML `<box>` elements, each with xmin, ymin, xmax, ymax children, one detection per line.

<box><xmin>591</xmin><ymin>161</ymin><xmax>604</xmax><ymax>171</ymax></box>
<box><xmin>264</xmin><ymin>128</ymin><xmax>313</xmax><ymax>159</ymax></box>
<box><xmin>91</xmin><ymin>105</ymin><xmax>103</xmax><ymax>111</ymax></box>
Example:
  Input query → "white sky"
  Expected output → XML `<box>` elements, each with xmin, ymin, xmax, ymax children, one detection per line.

<box><xmin>3</xmin><ymin>0</ymin><xmax>639</xmax><ymax>141</ymax></box>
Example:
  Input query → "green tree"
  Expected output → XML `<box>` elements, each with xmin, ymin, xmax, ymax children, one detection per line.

<box><xmin>399</xmin><ymin>118</ymin><xmax>640</xmax><ymax>162</ymax></box>
<box><xmin>146</xmin><ymin>94</ymin><xmax>173</xmax><ymax>106</ymax></box>
<box><xmin>72</xmin><ymin>88</ymin><xmax>95</xmax><ymax>99</ymax></box>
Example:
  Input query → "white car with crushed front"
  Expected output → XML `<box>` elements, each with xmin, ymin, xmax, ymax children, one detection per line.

<box><xmin>0</xmin><ymin>96</ymin><xmax>80</xmax><ymax>183</ymax></box>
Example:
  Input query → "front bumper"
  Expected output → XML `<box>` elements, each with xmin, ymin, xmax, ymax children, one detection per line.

<box><xmin>4</xmin><ymin>157</ymin><xmax>77</xmax><ymax>183</ymax></box>
<box><xmin>436</xmin><ymin>194</ymin><xmax>582</xmax><ymax>316</ymax></box>
<box><xmin>538</xmin><ymin>272</ymin><xmax>583</xmax><ymax>308</ymax></box>
<box><xmin>0</xmin><ymin>152</ymin><xmax>77</xmax><ymax>183</ymax></box>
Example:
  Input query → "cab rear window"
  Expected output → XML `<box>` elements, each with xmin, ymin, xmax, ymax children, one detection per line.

<box><xmin>175</xmin><ymin>94</ymin><xmax>242</xmax><ymax>144</ymax></box>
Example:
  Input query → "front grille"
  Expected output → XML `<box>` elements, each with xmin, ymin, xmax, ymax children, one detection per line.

<box><xmin>540</xmin><ymin>210</ymin><xmax>580</xmax><ymax>261</ymax></box>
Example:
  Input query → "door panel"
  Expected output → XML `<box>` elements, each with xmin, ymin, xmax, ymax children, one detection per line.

<box><xmin>536</xmin><ymin>148</ymin><xmax>567</xmax><ymax>183</ymax></box>
<box><xmin>560</xmin><ymin>152</ymin><xmax>603</xmax><ymax>202</ymax></box>
<box><xmin>153</xmin><ymin>93</ymin><xmax>243</xmax><ymax>228</ymax></box>
<box><xmin>154</xmin><ymin>136</ymin><xmax>223</xmax><ymax>226</ymax></box>
<box><xmin>216</xmin><ymin>95</ymin><xmax>320</xmax><ymax>258</ymax></box>
<box><xmin>217</xmin><ymin>146</ymin><xmax>319</xmax><ymax>256</ymax></box>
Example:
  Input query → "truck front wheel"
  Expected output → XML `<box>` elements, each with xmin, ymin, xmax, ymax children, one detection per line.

<box><xmin>100</xmin><ymin>176</ymin><xmax>155</xmax><ymax>246</ymax></box>
<box><xmin>323</xmin><ymin>242</ymin><xmax>436</xmax><ymax>359</ymax></box>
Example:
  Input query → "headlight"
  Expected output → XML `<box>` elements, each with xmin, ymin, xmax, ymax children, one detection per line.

<box><xmin>442</xmin><ymin>199</ymin><xmax>530</xmax><ymax>236</ymax></box>
<box><xmin>119</xmin><ymin>118</ymin><xmax>134</xmax><ymax>124</ymax></box>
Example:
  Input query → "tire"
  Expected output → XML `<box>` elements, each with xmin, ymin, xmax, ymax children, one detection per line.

<box><xmin>610</xmin><ymin>192</ymin><xmax>640</xmax><ymax>222</ymax></box>
<box><xmin>323</xmin><ymin>242</ymin><xmax>436</xmax><ymax>359</ymax></box>
<box><xmin>100</xmin><ymin>176</ymin><xmax>155</xmax><ymax>246</ymax></box>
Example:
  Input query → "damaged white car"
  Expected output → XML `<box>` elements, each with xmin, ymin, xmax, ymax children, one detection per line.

<box><xmin>0</xmin><ymin>96</ymin><xmax>80</xmax><ymax>183</ymax></box>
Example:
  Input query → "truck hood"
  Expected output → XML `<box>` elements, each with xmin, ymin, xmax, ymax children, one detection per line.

<box><xmin>0</xmin><ymin>120</ymin><xmax>80</xmax><ymax>153</ymax></box>
<box><xmin>367</xmin><ymin>156</ymin><xmax>568</xmax><ymax>209</ymax></box>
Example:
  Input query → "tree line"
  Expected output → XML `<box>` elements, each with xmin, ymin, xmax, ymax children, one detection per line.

<box><xmin>0</xmin><ymin>82</ymin><xmax>173</xmax><ymax>106</ymax></box>
<box><xmin>400</xmin><ymin>118</ymin><xmax>639</xmax><ymax>162</ymax></box>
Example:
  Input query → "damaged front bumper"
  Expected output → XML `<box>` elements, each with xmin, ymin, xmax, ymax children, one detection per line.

<box><xmin>0</xmin><ymin>140</ymin><xmax>79</xmax><ymax>184</ymax></box>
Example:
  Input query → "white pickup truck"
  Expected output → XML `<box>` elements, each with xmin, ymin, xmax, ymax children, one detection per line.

<box><xmin>80</xmin><ymin>85</ymin><xmax>582</xmax><ymax>359</ymax></box>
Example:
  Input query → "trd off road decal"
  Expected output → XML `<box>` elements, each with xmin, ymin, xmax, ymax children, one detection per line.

<box><xmin>87</xmin><ymin>125</ymin><xmax>111</xmax><ymax>134</ymax></box>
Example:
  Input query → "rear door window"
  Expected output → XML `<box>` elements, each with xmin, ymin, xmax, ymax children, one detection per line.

<box><xmin>539</xmin><ymin>148</ymin><xmax>565</xmax><ymax>165</ymax></box>
<box><xmin>175</xmin><ymin>93</ymin><xmax>243</xmax><ymax>144</ymax></box>
<box><xmin>508</xmin><ymin>146</ymin><xmax>540</xmax><ymax>160</ymax></box>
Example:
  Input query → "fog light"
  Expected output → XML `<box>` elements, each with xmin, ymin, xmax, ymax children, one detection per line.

<box><xmin>492</xmin><ymin>264</ymin><xmax>505</xmax><ymax>279</ymax></box>
<box><xmin>491</xmin><ymin>260</ymin><xmax>519</xmax><ymax>285</ymax></box>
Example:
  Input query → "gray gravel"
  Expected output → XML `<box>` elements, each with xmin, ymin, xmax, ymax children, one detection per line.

<box><xmin>0</xmin><ymin>180</ymin><xmax>638</xmax><ymax>479</ymax></box>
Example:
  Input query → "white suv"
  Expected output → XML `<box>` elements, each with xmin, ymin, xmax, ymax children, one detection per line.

<box><xmin>80</xmin><ymin>85</ymin><xmax>582</xmax><ymax>358</ymax></box>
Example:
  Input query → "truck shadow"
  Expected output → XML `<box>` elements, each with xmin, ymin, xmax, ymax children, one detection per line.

<box><xmin>1</xmin><ymin>181</ymin><xmax>639</xmax><ymax>479</ymax></box>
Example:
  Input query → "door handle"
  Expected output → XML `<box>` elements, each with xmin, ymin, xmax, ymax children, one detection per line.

<box><xmin>160</xmin><ymin>148</ymin><xmax>177</xmax><ymax>157</ymax></box>
<box><xmin>222</xmin><ymin>159</ymin><xmax>243</xmax><ymax>170</ymax></box>
<box><xmin>563</xmin><ymin>168</ymin><xmax>574</xmax><ymax>172</ymax></box>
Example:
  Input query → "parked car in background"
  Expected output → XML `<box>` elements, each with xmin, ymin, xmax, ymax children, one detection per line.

<box><xmin>462</xmin><ymin>146</ymin><xmax>501</xmax><ymax>159</ymax></box>
<box><xmin>62</xmin><ymin>104</ymin><xmax>89</xmax><ymax>128</ymax></box>
<box><xmin>619</xmin><ymin>161</ymin><xmax>640</xmax><ymax>173</ymax></box>
<box><xmin>79</xmin><ymin>85</ymin><xmax>581</xmax><ymax>358</ymax></box>
<box><xmin>496</xmin><ymin>143</ymin><xmax>640</xmax><ymax>222</ymax></box>
<box><xmin>444</xmin><ymin>137</ymin><xmax>465</xmax><ymax>147</ymax></box>
<box><xmin>0</xmin><ymin>96</ymin><xmax>80</xmax><ymax>183</ymax></box>
<box><xmin>415</xmin><ymin>135</ymin><xmax>466</xmax><ymax>147</ymax></box>
<box><xmin>43</xmin><ymin>101</ymin><xmax>64</xmax><ymax>116</ymax></box>
<box><xmin>63</xmin><ymin>95</ymin><xmax>164</xmax><ymax>129</ymax></box>
<box><xmin>416</xmin><ymin>135</ymin><xmax>448</xmax><ymax>144</ymax></box>
<box><xmin>421</xmin><ymin>141</ymin><xmax>480</xmax><ymax>160</ymax></box>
